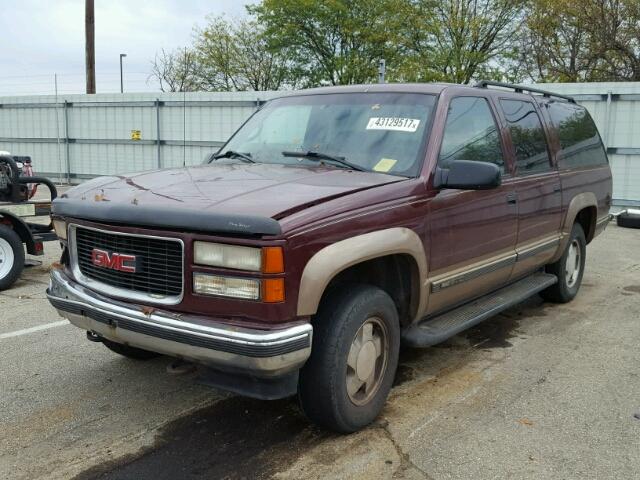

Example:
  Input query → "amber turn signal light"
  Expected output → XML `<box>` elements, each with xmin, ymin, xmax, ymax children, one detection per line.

<box><xmin>262</xmin><ymin>246</ymin><xmax>284</xmax><ymax>274</ymax></box>
<box><xmin>262</xmin><ymin>278</ymin><xmax>285</xmax><ymax>303</ymax></box>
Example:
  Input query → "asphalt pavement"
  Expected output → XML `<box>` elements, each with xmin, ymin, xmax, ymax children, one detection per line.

<box><xmin>1</xmin><ymin>221</ymin><xmax>639</xmax><ymax>480</ymax></box>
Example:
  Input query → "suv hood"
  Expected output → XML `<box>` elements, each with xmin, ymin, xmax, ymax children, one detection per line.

<box><xmin>54</xmin><ymin>163</ymin><xmax>403</xmax><ymax>235</ymax></box>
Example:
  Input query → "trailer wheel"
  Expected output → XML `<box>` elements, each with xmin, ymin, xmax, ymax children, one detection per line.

<box><xmin>0</xmin><ymin>225</ymin><xmax>25</xmax><ymax>290</ymax></box>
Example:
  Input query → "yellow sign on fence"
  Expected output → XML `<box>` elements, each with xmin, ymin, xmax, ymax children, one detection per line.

<box><xmin>130</xmin><ymin>130</ymin><xmax>142</xmax><ymax>141</ymax></box>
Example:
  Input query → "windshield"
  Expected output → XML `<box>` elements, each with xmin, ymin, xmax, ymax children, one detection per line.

<box><xmin>212</xmin><ymin>92</ymin><xmax>436</xmax><ymax>177</ymax></box>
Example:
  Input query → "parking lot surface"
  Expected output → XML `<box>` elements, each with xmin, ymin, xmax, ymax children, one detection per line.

<box><xmin>1</xmin><ymin>222</ymin><xmax>639</xmax><ymax>480</ymax></box>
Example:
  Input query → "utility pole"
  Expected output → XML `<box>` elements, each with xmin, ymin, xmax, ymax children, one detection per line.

<box><xmin>119</xmin><ymin>53</ymin><xmax>127</xmax><ymax>93</ymax></box>
<box><xmin>85</xmin><ymin>0</ymin><xmax>96</xmax><ymax>94</ymax></box>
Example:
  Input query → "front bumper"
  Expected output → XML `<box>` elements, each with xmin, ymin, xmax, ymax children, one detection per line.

<box><xmin>47</xmin><ymin>268</ymin><xmax>312</xmax><ymax>378</ymax></box>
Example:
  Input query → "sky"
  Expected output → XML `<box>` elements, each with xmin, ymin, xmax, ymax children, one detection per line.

<box><xmin>0</xmin><ymin>0</ymin><xmax>254</xmax><ymax>96</ymax></box>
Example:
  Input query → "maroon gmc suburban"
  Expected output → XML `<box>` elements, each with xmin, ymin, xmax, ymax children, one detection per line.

<box><xmin>48</xmin><ymin>82</ymin><xmax>612</xmax><ymax>432</ymax></box>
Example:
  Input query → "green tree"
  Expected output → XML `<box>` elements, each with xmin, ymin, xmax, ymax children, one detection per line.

<box><xmin>584</xmin><ymin>0</ymin><xmax>640</xmax><ymax>81</ymax></box>
<box><xmin>149</xmin><ymin>48</ymin><xmax>200</xmax><ymax>92</ymax></box>
<box><xmin>520</xmin><ymin>0</ymin><xmax>640</xmax><ymax>82</ymax></box>
<box><xmin>521</xmin><ymin>0</ymin><xmax>608</xmax><ymax>82</ymax></box>
<box><xmin>399</xmin><ymin>0</ymin><xmax>522</xmax><ymax>84</ymax></box>
<box><xmin>152</xmin><ymin>0</ymin><xmax>640</xmax><ymax>91</ymax></box>
<box><xmin>193</xmin><ymin>16</ymin><xmax>294</xmax><ymax>91</ymax></box>
<box><xmin>250</xmin><ymin>0</ymin><xmax>405</xmax><ymax>86</ymax></box>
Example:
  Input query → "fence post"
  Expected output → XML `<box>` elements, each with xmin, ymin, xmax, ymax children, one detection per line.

<box><xmin>378</xmin><ymin>59</ymin><xmax>386</xmax><ymax>84</ymax></box>
<box><xmin>63</xmin><ymin>100</ymin><xmax>71</xmax><ymax>184</ymax></box>
<box><xmin>604</xmin><ymin>91</ymin><xmax>613</xmax><ymax>148</ymax></box>
<box><xmin>155</xmin><ymin>98</ymin><xmax>161</xmax><ymax>168</ymax></box>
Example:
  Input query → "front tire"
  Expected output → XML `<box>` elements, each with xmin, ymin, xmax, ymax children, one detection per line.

<box><xmin>298</xmin><ymin>284</ymin><xmax>400</xmax><ymax>433</ymax></box>
<box><xmin>541</xmin><ymin>223</ymin><xmax>586</xmax><ymax>303</ymax></box>
<box><xmin>0</xmin><ymin>225</ymin><xmax>24</xmax><ymax>291</ymax></box>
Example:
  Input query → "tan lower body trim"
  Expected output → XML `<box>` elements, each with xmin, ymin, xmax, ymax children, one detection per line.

<box><xmin>515</xmin><ymin>236</ymin><xmax>561</xmax><ymax>262</ymax></box>
<box><xmin>429</xmin><ymin>235</ymin><xmax>560</xmax><ymax>294</ymax></box>
<box><xmin>430</xmin><ymin>254</ymin><xmax>516</xmax><ymax>293</ymax></box>
<box><xmin>511</xmin><ymin>235</ymin><xmax>561</xmax><ymax>280</ymax></box>
<box><xmin>425</xmin><ymin>235</ymin><xmax>561</xmax><ymax>316</ymax></box>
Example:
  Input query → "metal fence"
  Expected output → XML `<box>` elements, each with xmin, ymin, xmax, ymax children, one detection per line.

<box><xmin>0</xmin><ymin>91</ymin><xmax>279</xmax><ymax>183</ymax></box>
<box><xmin>0</xmin><ymin>83</ymin><xmax>638</xmax><ymax>205</ymax></box>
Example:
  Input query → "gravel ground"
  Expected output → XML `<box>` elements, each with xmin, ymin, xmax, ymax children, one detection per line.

<box><xmin>0</xmin><ymin>220</ymin><xmax>638</xmax><ymax>480</ymax></box>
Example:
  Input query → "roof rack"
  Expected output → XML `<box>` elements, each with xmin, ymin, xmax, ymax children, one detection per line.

<box><xmin>475</xmin><ymin>80</ymin><xmax>576</xmax><ymax>103</ymax></box>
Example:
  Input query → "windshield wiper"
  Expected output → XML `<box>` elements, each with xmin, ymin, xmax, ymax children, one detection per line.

<box><xmin>212</xmin><ymin>150</ymin><xmax>255</xmax><ymax>163</ymax></box>
<box><xmin>282</xmin><ymin>150</ymin><xmax>365</xmax><ymax>172</ymax></box>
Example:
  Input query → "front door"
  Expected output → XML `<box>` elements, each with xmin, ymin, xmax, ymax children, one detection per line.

<box><xmin>427</xmin><ymin>95</ymin><xmax>518</xmax><ymax>315</ymax></box>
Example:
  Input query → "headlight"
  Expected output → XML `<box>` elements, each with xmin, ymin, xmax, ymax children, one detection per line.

<box><xmin>52</xmin><ymin>219</ymin><xmax>67</xmax><ymax>240</ymax></box>
<box><xmin>194</xmin><ymin>241</ymin><xmax>262</xmax><ymax>271</ymax></box>
<box><xmin>193</xmin><ymin>273</ymin><xmax>261</xmax><ymax>300</ymax></box>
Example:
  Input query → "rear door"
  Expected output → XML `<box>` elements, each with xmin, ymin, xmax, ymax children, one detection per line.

<box><xmin>497</xmin><ymin>98</ymin><xmax>563</xmax><ymax>279</ymax></box>
<box><xmin>427</xmin><ymin>94</ymin><xmax>518</xmax><ymax>315</ymax></box>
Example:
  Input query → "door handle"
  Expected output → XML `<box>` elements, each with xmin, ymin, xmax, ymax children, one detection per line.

<box><xmin>553</xmin><ymin>183</ymin><xmax>561</xmax><ymax>193</ymax></box>
<box><xmin>506</xmin><ymin>192</ymin><xmax>517</xmax><ymax>204</ymax></box>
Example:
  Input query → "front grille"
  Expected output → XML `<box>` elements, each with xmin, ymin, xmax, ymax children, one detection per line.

<box><xmin>73</xmin><ymin>226</ymin><xmax>183</xmax><ymax>299</ymax></box>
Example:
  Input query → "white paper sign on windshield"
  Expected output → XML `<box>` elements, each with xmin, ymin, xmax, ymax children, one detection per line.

<box><xmin>366</xmin><ymin>117</ymin><xmax>420</xmax><ymax>132</ymax></box>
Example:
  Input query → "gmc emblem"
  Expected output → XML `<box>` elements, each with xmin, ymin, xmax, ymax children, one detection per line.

<box><xmin>91</xmin><ymin>248</ymin><xmax>137</xmax><ymax>273</ymax></box>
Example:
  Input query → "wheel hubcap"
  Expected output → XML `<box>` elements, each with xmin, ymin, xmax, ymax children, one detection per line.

<box><xmin>346</xmin><ymin>317</ymin><xmax>389</xmax><ymax>406</ymax></box>
<box><xmin>0</xmin><ymin>237</ymin><xmax>15</xmax><ymax>279</ymax></box>
<box><xmin>565</xmin><ymin>239</ymin><xmax>581</xmax><ymax>288</ymax></box>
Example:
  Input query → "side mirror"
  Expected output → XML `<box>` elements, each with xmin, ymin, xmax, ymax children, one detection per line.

<box><xmin>433</xmin><ymin>160</ymin><xmax>501</xmax><ymax>190</ymax></box>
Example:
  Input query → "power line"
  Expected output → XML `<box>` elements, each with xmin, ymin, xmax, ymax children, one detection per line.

<box><xmin>0</xmin><ymin>72</ymin><xmax>151</xmax><ymax>79</ymax></box>
<box><xmin>0</xmin><ymin>71</ymin><xmax>161</xmax><ymax>96</ymax></box>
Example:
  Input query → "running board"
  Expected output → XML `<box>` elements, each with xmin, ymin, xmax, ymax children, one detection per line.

<box><xmin>402</xmin><ymin>273</ymin><xmax>557</xmax><ymax>348</ymax></box>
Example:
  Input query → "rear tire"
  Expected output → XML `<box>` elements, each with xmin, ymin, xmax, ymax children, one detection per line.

<box><xmin>541</xmin><ymin>223</ymin><xmax>586</xmax><ymax>303</ymax></box>
<box><xmin>101</xmin><ymin>338</ymin><xmax>161</xmax><ymax>360</ymax></box>
<box><xmin>298</xmin><ymin>284</ymin><xmax>400</xmax><ymax>433</ymax></box>
<box><xmin>0</xmin><ymin>225</ymin><xmax>24</xmax><ymax>291</ymax></box>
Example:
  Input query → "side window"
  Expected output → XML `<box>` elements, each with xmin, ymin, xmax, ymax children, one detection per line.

<box><xmin>500</xmin><ymin>99</ymin><xmax>550</xmax><ymax>175</ymax></box>
<box><xmin>438</xmin><ymin>97</ymin><xmax>504</xmax><ymax>172</ymax></box>
<box><xmin>547</xmin><ymin>101</ymin><xmax>608</xmax><ymax>168</ymax></box>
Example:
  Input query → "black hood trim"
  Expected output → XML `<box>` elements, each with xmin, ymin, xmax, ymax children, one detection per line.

<box><xmin>52</xmin><ymin>198</ymin><xmax>282</xmax><ymax>236</ymax></box>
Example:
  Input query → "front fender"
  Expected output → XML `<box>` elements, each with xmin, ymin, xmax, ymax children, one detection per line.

<box><xmin>296</xmin><ymin>227</ymin><xmax>428</xmax><ymax>320</ymax></box>
<box><xmin>0</xmin><ymin>210</ymin><xmax>36</xmax><ymax>254</ymax></box>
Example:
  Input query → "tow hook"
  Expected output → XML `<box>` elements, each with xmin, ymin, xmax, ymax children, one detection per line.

<box><xmin>86</xmin><ymin>331</ymin><xmax>103</xmax><ymax>343</ymax></box>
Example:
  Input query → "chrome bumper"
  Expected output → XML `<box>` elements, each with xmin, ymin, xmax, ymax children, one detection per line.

<box><xmin>47</xmin><ymin>269</ymin><xmax>312</xmax><ymax>377</ymax></box>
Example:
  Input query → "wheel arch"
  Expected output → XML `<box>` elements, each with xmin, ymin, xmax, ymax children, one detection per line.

<box><xmin>550</xmin><ymin>192</ymin><xmax>597</xmax><ymax>263</ymax></box>
<box><xmin>296</xmin><ymin>228</ymin><xmax>428</xmax><ymax>324</ymax></box>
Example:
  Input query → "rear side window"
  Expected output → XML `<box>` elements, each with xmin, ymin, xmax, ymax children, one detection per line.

<box><xmin>500</xmin><ymin>99</ymin><xmax>551</xmax><ymax>175</ymax></box>
<box><xmin>547</xmin><ymin>102</ymin><xmax>608</xmax><ymax>168</ymax></box>
<box><xmin>438</xmin><ymin>97</ymin><xmax>504</xmax><ymax>172</ymax></box>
